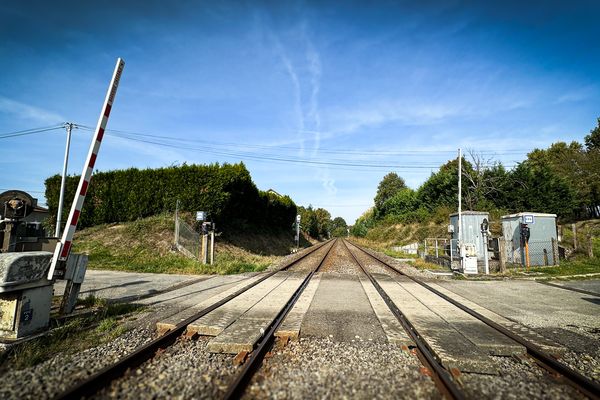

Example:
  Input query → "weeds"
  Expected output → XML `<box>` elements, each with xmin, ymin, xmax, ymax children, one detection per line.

<box><xmin>0</xmin><ymin>299</ymin><xmax>143</xmax><ymax>371</ymax></box>
<box><xmin>72</xmin><ymin>214</ymin><xmax>282</xmax><ymax>275</ymax></box>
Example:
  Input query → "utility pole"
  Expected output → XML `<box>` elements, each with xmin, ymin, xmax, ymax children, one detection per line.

<box><xmin>295</xmin><ymin>214</ymin><xmax>301</xmax><ymax>251</ymax></box>
<box><xmin>458</xmin><ymin>148</ymin><xmax>462</xmax><ymax>268</ymax></box>
<box><xmin>55</xmin><ymin>122</ymin><xmax>74</xmax><ymax>237</ymax></box>
<box><xmin>481</xmin><ymin>218</ymin><xmax>490</xmax><ymax>275</ymax></box>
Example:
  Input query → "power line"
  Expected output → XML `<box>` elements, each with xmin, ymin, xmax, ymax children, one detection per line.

<box><xmin>0</xmin><ymin>188</ymin><xmax>45</xmax><ymax>194</ymax></box>
<box><xmin>102</xmin><ymin>132</ymin><xmax>471</xmax><ymax>169</ymax></box>
<box><xmin>0</xmin><ymin>124</ymin><xmax>64</xmax><ymax>139</ymax></box>
<box><xmin>75</xmin><ymin>125</ymin><xmax>520</xmax><ymax>170</ymax></box>
<box><xmin>77</xmin><ymin>124</ymin><xmax>528</xmax><ymax>157</ymax></box>
<box><xmin>2</xmin><ymin>123</ymin><xmax>522</xmax><ymax>171</ymax></box>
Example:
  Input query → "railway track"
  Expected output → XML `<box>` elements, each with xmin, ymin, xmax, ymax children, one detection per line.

<box><xmin>340</xmin><ymin>239</ymin><xmax>465</xmax><ymax>400</ymax></box>
<box><xmin>54</xmin><ymin>239</ymin><xmax>335</xmax><ymax>399</ymax></box>
<box><xmin>342</xmin><ymin>239</ymin><xmax>600</xmax><ymax>400</ymax></box>
<box><xmin>53</xmin><ymin>238</ymin><xmax>599</xmax><ymax>400</ymax></box>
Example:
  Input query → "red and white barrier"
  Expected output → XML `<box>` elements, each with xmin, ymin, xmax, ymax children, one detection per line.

<box><xmin>48</xmin><ymin>58</ymin><xmax>125</xmax><ymax>279</ymax></box>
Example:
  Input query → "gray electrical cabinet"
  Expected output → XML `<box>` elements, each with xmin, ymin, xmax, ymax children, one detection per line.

<box><xmin>501</xmin><ymin>212</ymin><xmax>558</xmax><ymax>266</ymax></box>
<box><xmin>449</xmin><ymin>211</ymin><xmax>489</xmax><ymax>260</ymax></box>
<box><xmin>0</xmin><ymin>252</ymin><xmax>54</xmax><ymax>339</ymax></box>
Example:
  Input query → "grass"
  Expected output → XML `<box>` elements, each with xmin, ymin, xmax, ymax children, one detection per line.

<box><xmin>412</xmin><ymin>258</ymin><xmax>452</xmax><ymax>272</ymax></box>
<box><xmin>383</xmin><ymin>248</ymin><xmax>419</xmax><ymax>259</ymax></box>
<box><xmin>0</xmin><ymin>296</ymin><xmax>143</xmax><ymax>371</ymax></box>
<box><xmin>72</xmin><ymin>213</ymin><xmax>285</xmax><ymax>275</ymax></box>
<box><xmin>505</xmin><ymin>256</ymin><xmax>600</xmax><ymax>279</ymax></box>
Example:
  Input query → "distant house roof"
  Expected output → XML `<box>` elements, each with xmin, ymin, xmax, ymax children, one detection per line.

<box><xmin>34</xmin><ymin>205</ymin><xmax>48</xmax><ymax>213</ymax></box>
<box><xmin>501</xmin><ymin>212</ymin><xmax>557</xmax><ymax>219</ymax></box>
<box><xmin>266</xmin><ymin>189</ymin><xmax>282</xmax><ymax>197</ymax></box>
<box><xmin>449</xmin><ymin>211</ymin><xmax>489</xmax><ymax>217</ymax></box>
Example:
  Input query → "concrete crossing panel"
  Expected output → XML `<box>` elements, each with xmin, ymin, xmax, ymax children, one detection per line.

<box><xmin>301</xmin><ymin>273</ymin><xmax>387</xmax><ymax>342</ymax></box>
<box><xmin>358</xmin><ymin>275</ymin><xmax>414</xmax><ymax>348</ymax></box>
<box><xmin>208</xmin><ymin>273</ymin><xmax>308</xmax><ymax>353</ymax></box>
<box><xmin>155</xmin><ymin>275</ymin><xmax>264</xmax><ymax>333</ymax></box>
<box><xmin>189</xmin><ymin>272</ymin><xmax>289</xmax><ymax>336</ymax></box>
<box><xmin>372</xmin><ymin>274</ymin><xmax>494</xmax><ymax>373</ymax></box>
<box><xmin>427</xmin><ymin>282</ymin><xmax>564</xmax><ymax>354</ymax></box>
<box><xmin>276</xmin><ymin>273</ymin><xmax>322</xmax><ymax>341</ymax></box>
<box><xmin>394</xmin><ymin>277</ymin><xmax>525</xmax><ymax>356</ymax></box>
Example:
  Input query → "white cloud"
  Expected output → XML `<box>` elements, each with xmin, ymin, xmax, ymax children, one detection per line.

<box><xmin>326</xmin><ymin>100</ymin><xmax>464</xmax><ymax>137</ymax></box>
<box><xmin>0</xmin><ymin>96</ymin><xmax>64</xmax><ymax>124</ymax></box>
<box><xmin>555</xmin><ymin>85</ymin><xmax>597</xmax><ymax>104</ymax></box>
<box><xmin>270</xmin><ymin>35</ymin><xmax>305</xmax><ymax>155</ymax></box>
<box><xmin>317</xmin><ymin>168</ymin><xmax>337</xmax><ymax>196</ymax></box>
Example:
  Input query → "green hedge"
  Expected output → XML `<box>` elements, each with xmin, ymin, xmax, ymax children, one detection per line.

<box><xmin>45</xmin><ymin>163</ymin><xmax>296</xmax><ymax>231</ymax></box>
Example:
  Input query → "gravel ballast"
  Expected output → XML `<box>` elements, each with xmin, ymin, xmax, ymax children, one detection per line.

<box><xmin>0</xmin><ymin>327</ymin><xmax>153</xmax><ymax>400</ymax></box>
<box><xmin>244</xmin><ymin>337</ymin><xmax>438</xmax><ymax>400</ymax></box>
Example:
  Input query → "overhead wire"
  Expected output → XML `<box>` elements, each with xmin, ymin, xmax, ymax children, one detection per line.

<box><xmin>76</xmin><ymin>124</ymin><xmax>528</xmax><ymax>157</ymax></box>
<box><xmin>75</xmin><ymin>125</ymin><xmax>520</xmax><ymax>170</ymax></box>
<box><xmin>2</xmin><ymin>123</ymin><xmax>522</xmax><ymax>171</ymax></box>
<box><xmin>0</xmin><ymin>124</ymin><xmax>64</xmax><ymax>139</ymax></box>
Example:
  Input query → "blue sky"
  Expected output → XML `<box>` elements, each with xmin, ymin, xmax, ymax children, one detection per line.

<box><xmin>1</xmin><ymin>1</ymin><xmax>599</xmax><ymax>223</ymax></box>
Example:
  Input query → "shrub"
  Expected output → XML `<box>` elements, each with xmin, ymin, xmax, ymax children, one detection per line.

<box><xmin>45</xmin><ymin>163</ymin><xmax>296</xmax><ymax>231</ymax></box>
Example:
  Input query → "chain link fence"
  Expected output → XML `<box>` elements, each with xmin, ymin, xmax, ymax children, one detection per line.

<box><xmin>175</xmin><ymin>214</ymin><xmax>200</xmax><ymax>259</ymax></box>
<box><xmin>506</xmin><ymin>239</ymin><xmax>558</xmax><ymax>266</ymax></box>
<box><xmin>559</xmin><ymin>223</ymin><xmax>598</xmax><ymax>259</ymax></box>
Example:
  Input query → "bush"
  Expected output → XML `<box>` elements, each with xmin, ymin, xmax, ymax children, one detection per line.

<box><xmin>45</xmin><ymin>163</ymin><xmax>296</xmax><ymax>231</ymax></box>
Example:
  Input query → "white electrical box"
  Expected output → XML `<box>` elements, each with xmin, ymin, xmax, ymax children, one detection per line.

<box><xmin>461</xmin><ymin>243</ymin><xmax>478</xmax><ymax>274</ymax></box>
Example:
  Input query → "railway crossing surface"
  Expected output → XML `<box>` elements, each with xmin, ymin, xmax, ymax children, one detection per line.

<box><xmin>2</xmin><ymin>239</ymin><xmax>599</xmax><ymax>399</ymax></box>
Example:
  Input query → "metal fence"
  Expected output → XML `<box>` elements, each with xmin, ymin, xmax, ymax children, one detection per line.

<box><xmin>507</xmin><ymin>239</ymin><xmax>558</xmax><ymax>266</ymax></box>
<box><xmin>175</xmin><ymin>214</ymin><xmax>200</xmax><ymax>259</ymax></box>
<box><xmin>422</xmin><ymin>238</ymin><xmax>461</xmax><ymax>270</ymax></box>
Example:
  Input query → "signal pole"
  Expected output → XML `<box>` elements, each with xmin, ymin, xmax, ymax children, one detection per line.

<box><xmin>295</xmin><ymin>214</ymin><xmax>301</xmax><ymax>251</ymax></box>
<box><xmin>55</xmin><ymin>122</ymin><xmax>74</xmax><ymax>237</ymax></box>
<box><xmin>458</xmin><ymin>148</ymin><xmax>462</xmax><ymax>268</ymax></box>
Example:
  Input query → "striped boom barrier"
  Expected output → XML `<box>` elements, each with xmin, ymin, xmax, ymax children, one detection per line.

<box><xmin>48</xmin><ymin>58</ymin><xmax>125</xmax><ymax>280</ymax></box>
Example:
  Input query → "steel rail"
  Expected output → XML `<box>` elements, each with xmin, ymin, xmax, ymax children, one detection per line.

<box><xmin>346</xmin><ymin>240</ymin><xmax>600</xmax><ymax>400</ymax></box>
<box><xmin>222</xmin><ymin>239</ymin><xmax>338</xmax><ymax>400</ymax></box>
<box><xmin>341</xmin><ymin>240</ymin><xmax>465</xmax><ymax>400</ymax></box>
<box><xmin>53</xmin><ymin>239</ymin><xmax>334</xmax><ymax>400</ymax></box>
<box><xmin>537</xmin><ymin>280</ymin><xmax>600</xmax><ymax>298</ymax></box>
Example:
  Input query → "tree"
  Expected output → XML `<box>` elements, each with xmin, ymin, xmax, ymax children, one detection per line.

<box><xmin>462</xmin><ymin>150</ymin><xmax>510</xmax><ymax>210</ymax></box>
<box><xmin>314</xmin><ymin>208</ymin><xmax>332</xmax><ymax>238</ymax></box>
<box><xmin>374</xmin><ymin>173</ymin><xmax>406</xmax><ymax>210</ymax></box>
<box><xmin>298</xmin><ymin>205</ymin><xmax>319</xmax><ymax>238</ymax></box>
<box><xmin>330</xmin><ymin>217</ymin><xmax>348</xmax><ymax>237</ymax></box>
<box><xmin>378</xmin><ymin>188</ymin><xmax>418</xmax><ymax>217</ymax></box>
<box><xmin>351</xmin><ymin>208</ymin><xmax>376</xmax><ymax>237</ymax></box>
<box><xmin>417</xmin><ymin>158</ymin><xmax>472</xmax><ymax>210</ymax></box>
<box><xmin>526</xmin><ymin>140</ymin><xmax>598</xmax><ymax>217</ymax></box>
<box><xmin>585</xmin><ymin>117</ymin><xmax>600</xmax><ymax>151</ymax></box>
<box><xmin>298</xmin><ymin>205</ymin><xmax>333</xmax><ymax>238</ymax></box>
<box><xmin>506</xmin><ymin>161</ymin><xmax>577</xmax><ymax>218</ymax></box>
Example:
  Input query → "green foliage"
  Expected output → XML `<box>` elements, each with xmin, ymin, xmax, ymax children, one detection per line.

<box><xmin>297</xmin><ymin>205</ymin><xmax>334</xmax><ymax>238</ymax></box>
<box><xmin>417</xmin><ymin>158</ymin><xmax>472</xmax><ymax>210</ymax></box>
<box><xmin>374</xmin><ymin>172</ymin><xmax>407</xmax><ymax>209</ymax></box>
<box><xmin>527</xmin><ymin>138</ymin><xmax>600</xmax><ymax>218</ymax></box>
<box><xmin>351</xmin><ymin>208</ymin><xmax>376</xmax><ymax>237</ymax></box>
<box><xmin>585</xmin><ymin>117</ymin><xmax>600</xmax><ymax>151</ymax></box>
<box><xmin>45</xmin><ymin>163</ymin><xmax>296</xmax><ymax>231</ymax></box>
<box><xmin>1</xmin><ymin>300</ymin><xmax>141</xmax><ymax>371</ymax></box>
<box><xmin>507</xmin><ymin>161</ymin><xmax>578</xmax><ymax>217</ymax></box>
<box><xmin>518</xmin><ymin>258</ymin><xmax>600</xmax><ymax>277</ymax></box>
<box><xmin>377</xmin><ymin>188</ymin><xmax>419</xmax><ymax>220</ymax></box>
<box><xmin>330</xmin><ymin>216</ymin><xmax>348</xmax><ymax>237</ymax></box>
<box><xmin>72</xmin><ymin>214</ymin><xmax>279</xmax><ymax>275</ymax></box>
